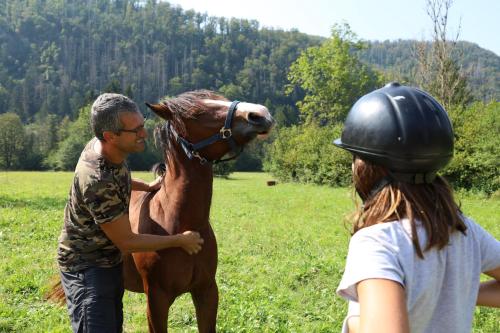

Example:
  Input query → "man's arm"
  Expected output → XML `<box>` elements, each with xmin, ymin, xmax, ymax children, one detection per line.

<box><xmin>100</xmin><ymin>213</ymin><xmax>203</xmax><ymax>254</ymax></box>
<box><xmin>356</xmin><ymin>278</ymin><xmax>409</xmax><ymax>333</ymax></box>
<box><xmin>132</xmin><ymin>176</ymin><xmax>162</xmax><ymax>192</ymax></box>
<box><xmin>477</xmin><ymin>267</ymin><xmax>500</xmax><ymax>307</ymax></box>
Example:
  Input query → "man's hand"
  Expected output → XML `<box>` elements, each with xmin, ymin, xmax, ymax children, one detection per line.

<box><xmin>131</xmin><ymin>177</ymin><xmax>163</xmax><ymax>192</ymax></box>
<box><xmin>179</xmin><ymin>231</ymin><xmax>204</xmax><ymax>255</ymax></box>
<box><xmin>100</xmin><ymin>215</ymin><xmax>205</xmax><ymax>254</ymax></box>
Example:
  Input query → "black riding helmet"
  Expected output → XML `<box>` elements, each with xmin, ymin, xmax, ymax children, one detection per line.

<box><xmin>333</xmin><ymin>82</ymin><xmax>454</xmax><ymax>184</ymax></box>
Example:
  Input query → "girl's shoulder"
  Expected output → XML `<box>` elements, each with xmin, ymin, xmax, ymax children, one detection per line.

<box><xmin>461</xmin><ymin>215</ymin><xmax>498</xmax><ymax>242</ymax></box>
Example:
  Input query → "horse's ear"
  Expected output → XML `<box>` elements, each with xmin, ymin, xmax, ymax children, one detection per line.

<box><xmin>145</xmin><ymin>102</ymin><xmax>172</xmax><ymax>120</ymax></box>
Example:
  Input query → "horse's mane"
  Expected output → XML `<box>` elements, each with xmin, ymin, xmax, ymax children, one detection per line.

<box><xmin>153</xmin><ymin>90</ymin><xmax>229</xmax><ymax>167</ymax></box>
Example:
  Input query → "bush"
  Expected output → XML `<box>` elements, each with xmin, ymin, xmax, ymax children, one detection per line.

<box><xmin>443</xmin><ymin>101</ymin><xmax>500</xmax><ymax>194</ymax></box>
<box><xmin>264</xmin><ymin>124</ymin><xmax>351</xmax><ymax>186</ymax></box>
<box><xmin>213</xmin><ymin>159</ymin><xmax>236</xmax><ymax>177</ymax></box>
<box><xmin>234</xmin><ymin>138</ymin><xmax>274</xmax><ymax>172</ymax></box>
<box><xmin>266</xmin><ymin>102</ymin><xmax>499</xmax><ymax>194</ymax></box>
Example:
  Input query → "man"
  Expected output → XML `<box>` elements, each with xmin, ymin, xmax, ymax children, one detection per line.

<box><xmin>57</xmin><ymin>93</ymin><xmax>203</xmax><ymax>332</ymax></box>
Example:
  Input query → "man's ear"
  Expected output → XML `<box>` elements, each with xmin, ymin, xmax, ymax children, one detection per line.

<box><xmin>102</xmin><ymin>130</ymin><xmax>117</xmax><ymax>142</ymax></box>
<box><xmin>145</xmin><ymin>103</ymin><xmax>172</xmax><ymax>120</ymax></box>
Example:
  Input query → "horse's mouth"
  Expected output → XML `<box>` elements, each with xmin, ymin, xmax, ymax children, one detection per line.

<box><xmin>257</xmin><ymin>131</ymin><xmax>270</xmax><ymax>139</ymax></box>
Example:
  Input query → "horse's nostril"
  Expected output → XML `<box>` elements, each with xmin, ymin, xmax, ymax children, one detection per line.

<box><xmin>247</xmin><ymin>112</ymin><xmax>265</xmax><ymax>125</ymax></box>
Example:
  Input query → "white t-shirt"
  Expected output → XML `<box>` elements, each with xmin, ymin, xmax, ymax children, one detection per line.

<box><xmin>336</xmin><ymin>217</ymin><xmax>500</xmax><ymax>333</ymax></box>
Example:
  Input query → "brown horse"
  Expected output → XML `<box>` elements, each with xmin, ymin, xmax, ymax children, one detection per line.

<box><xmin>122</xmin><ymin>90</ymin><xmax>275</xmax><ymax>332</ymax></box>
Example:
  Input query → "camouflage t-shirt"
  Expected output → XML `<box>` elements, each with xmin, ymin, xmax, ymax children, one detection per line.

<box><xmin>57</xmin><ymin>138</ymin><xmax>131</xmax><ymax>272</ymax></box>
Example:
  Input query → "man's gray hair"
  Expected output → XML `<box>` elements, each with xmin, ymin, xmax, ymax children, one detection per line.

<box><xmin>91</xmin><ymin>93</ymin><xmax>140</xmax><ymax>140</ymax></box>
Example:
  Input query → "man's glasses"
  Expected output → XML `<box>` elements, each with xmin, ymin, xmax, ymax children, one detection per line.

<box><xmin>117</xmin><ymin>125</ymin><xmax>145</xmax><ymax>135</ymax></box>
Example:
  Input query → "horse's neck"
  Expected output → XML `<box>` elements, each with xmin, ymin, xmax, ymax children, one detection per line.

<box><xmin>151</xmin><ymin>155</ymin><xmax>214</xmax><ymax>233</ymax></box>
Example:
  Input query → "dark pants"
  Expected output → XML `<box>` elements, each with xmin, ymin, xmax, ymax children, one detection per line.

<box><xmin>60</xmin><ymin>263</ymin><xmax>124</xmax><ymax>333</ymax></box>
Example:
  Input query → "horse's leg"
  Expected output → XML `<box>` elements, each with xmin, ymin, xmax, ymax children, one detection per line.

<box><xmin>146</xmin><ymin>285</ymin><xmax>175</xmax><ymax>333</ymax></box>
<box><xmin>191</xmin><ymin>281</ymin><xmax>219</xmax><ymax>333</ymax></box>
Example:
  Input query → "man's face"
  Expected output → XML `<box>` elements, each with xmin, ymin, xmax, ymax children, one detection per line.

<box><xmin>114</xmin><ymin>112</ymin><xmax>147</xmax><ymax>153</ymax></box>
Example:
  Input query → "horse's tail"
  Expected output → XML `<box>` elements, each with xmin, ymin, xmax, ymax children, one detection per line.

<box><xmin>44</xmin><ymin>274</ymin><xmax>66</xmax><ymax>306</ymax></box>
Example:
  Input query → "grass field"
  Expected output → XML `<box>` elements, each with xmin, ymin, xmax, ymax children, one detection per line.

<box><xmin>0</xmin><ymin>171</ymin><xmax>498</xmax><ymax>332</ymax></box>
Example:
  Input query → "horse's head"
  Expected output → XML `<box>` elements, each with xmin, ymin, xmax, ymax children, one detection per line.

<box><xmin>146</xmin><ymin>90</ymin><xmax>275</xmax><ymax>165</ymax></box>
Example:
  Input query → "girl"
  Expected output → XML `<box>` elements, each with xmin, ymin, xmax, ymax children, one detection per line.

<box><xmin>334</xmin><ymin>83</ymin><xmax>500</xmax><ymax>333</ymax></box>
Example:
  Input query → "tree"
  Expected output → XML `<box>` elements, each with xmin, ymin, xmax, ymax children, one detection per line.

<box><xmin>125</xmin><ymin>84</ymin><xmax>135</xmax><ymax>99</ymax></box>
<box><xmin>0</xmin><ymin>113</ymin><xmax>25</xmax><ymax>169</ymax></box>
<box><xmin>48</xmin><ymin>105</ymin><xmax>93</xmax><ymax>170</ymax></box>
<box><xmin>29</xmin><ymin>113</ymin><xmax>59</xmax><ymax>156</ymax></box>
<box><xmin>267</xmin><ymin>24</ymin><xmax>382</xmax><ymax>185</ymax></box>
<box><xmin>287</xmin><ymin>23</ymin><xmax>382</xmax><ymax>125</ymax></box>
<box><xmin>415</xmin><ymin>0</ymin><xmax>472</xmax><ymax>110</ymax></box>
<box><xmin>104</xmin><ymin>79</ymin><xmax>122</xmax><ymax>94</ymax></box>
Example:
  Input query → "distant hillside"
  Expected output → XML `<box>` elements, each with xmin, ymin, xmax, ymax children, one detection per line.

<box><xmin>1</xmin><ymin>1</ymin><xmax>498</xmax><ymax>173</ymax></box>
<box><xmin>0</xmin><ymin>0</ymin><xmax>497</xmax><ymax>126</ymax></box>
<box><xmin>359</xmin><ymin>40</ymin><xmax>500</xmax><ymax>101</ymax></box>
<box><xmin>0</xmin><ymin>0</ymin><xmax>320</xmax><ymax>124</ymax></box>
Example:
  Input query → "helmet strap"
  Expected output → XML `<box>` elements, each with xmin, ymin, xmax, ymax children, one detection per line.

<box><xmin>389</xmin><ymin>171</ymin><xmax>436</xmax><ymax>184</ymax></box>
<box><xmin>360</xmin><ymin>171</ymin><xmax>437</xmax><ymax>203</ymax></box>
<box><xmin>359</xmin><ymin>176</ymin><xmax>392</xmax><ymax>203</ymax></box>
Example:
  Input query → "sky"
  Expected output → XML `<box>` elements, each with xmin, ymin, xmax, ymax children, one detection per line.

<box><xmin>165</xmin><ymin>0</ymin><xmax>500</xmax><ymax>56</ymax></box>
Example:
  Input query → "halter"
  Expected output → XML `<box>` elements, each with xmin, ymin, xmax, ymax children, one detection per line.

<box><xmin>164</xmin><ymin>100</ymin><xmax>243</xmax><ymax>165</ymax></box>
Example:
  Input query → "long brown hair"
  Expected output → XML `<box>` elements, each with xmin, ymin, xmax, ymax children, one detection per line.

<box><xmin>351</xmin><ymin>157</ymin><xmax>467</xmax><ymax>258</ymax></box>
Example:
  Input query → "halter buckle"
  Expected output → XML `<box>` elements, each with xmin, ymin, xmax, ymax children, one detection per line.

<box><xmin>192</xmin><ymin>151</ymin><xmax>208</xmax><ymax>165</ymax></box>
<box><xmin>220</xmin><ymin>128</ymin><xmax>232</xmax><ymax>139</ymax></box>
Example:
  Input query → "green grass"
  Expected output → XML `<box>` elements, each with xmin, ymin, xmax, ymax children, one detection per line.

<box><xmin>0</xmin><ymin>172</ymin><xmax>498</xmax><ymax>332</ymax></box>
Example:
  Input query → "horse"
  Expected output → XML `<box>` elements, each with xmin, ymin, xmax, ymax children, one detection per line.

<box><xmin>122</xmin><ymin>90</ymin><xmax>275</xmax><ymax>332</ymax></box>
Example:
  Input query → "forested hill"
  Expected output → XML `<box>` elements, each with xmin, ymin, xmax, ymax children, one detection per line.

<box><xmin>0</xmin><ymin>0</ymin><xmax>498</xmax><ymax>126</ymax></box>
<box><xmin>359</xmin><ymin>40</ymin><xmax>500</xmax><ymax>102</ymax></box>
<box><xmin>0</xmin><ymin>0</ymin><xmax>321</xmax><ymax>124</ymax></box>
